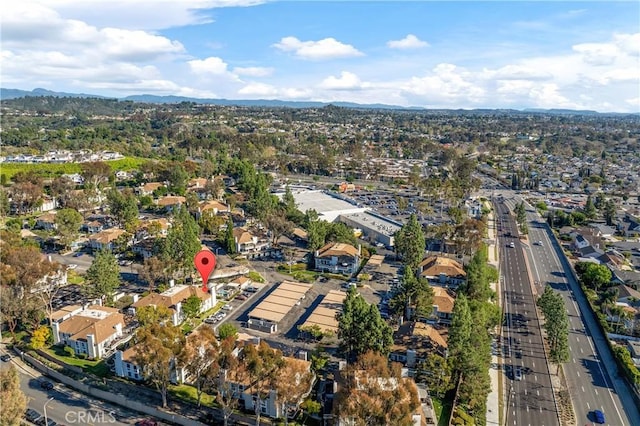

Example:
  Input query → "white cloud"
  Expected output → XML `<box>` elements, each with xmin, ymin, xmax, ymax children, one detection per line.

<box><xmin>272</xmin><ymin>36</ymin><xmax>364</xmax><ymax>60</ymax></box>
<box><xmin>319</xmin><ymin>71</ymin><xmax>363</xmax><ymax>90</ymax></box>
<box><xmin>25</xmin><ymin>0</ymin><xmax>266</xmax><ymax>30</ymax></box>
<box><xmin>233</xmin><ymin>66</ymin><xmax>274</xmax><ymax>77</ymax></box>
<box><xmin>386</xmin><ymin>34</ymin><xmax>429</xmax><ymax>50</ymax></box>
<box><xmin>238</xmin><ymin>82</ymin><xmax>278</xmax><ymax>96</ymax></box>
<box><xmin>189</xmin><ymin>57</ymin><xmax>230</xmax><ymax>75</ymax></box>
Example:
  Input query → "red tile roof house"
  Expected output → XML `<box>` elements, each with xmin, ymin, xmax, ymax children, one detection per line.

<box><xmin>51</xmin><ymin>305</ymin><xmax>125</xmax><ymax>359</ymax></box>
<box><xmin>232</xmin><ymin>227</ymin><xmax>271</xmax><ymax>257</ymax></box>
<box><xmin>131</xmin><ymin>283</ymin><xmax>216</xmax><ymax>326</ymax></box>
<box><xmin>314</xmin><ymin>242</ymin><xmax>361</xmax><ymax>275</ymax></box>
<box><xmin>417</xmin><ymin>256</ymin><xmax>466</xmax><ymax>289</ymax></box>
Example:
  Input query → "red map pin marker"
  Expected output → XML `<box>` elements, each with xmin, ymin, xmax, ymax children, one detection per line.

<box><xmin>194</xmin><ymin>250</ymin><xmax>216</xmax><ymax>292</ymax></box>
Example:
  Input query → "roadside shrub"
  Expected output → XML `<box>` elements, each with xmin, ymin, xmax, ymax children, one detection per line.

<box><xmin>63</xmin><ymin>346</ymin><xmax>76</xmax><ymax>358</ymax></box>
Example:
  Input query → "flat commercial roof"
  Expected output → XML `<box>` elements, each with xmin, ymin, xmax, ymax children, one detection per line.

<box><xmin>340</xmin><ymin>211</ymin><xmax>402</xmax><ymax>237</ymax></box>
<box><xmin>300</xmin><ymin>289</ymin><xmax>346</xmax><ymax>334</ymax></box>
<box><xmin>248</xmin><ymin>280</ymin><xmax>313</xmax><ymax>324</ymax></box>
<box><xmin>286</xmin><ymin>190</ymin><xmax>366</xmax><ymax>221</ymax></box>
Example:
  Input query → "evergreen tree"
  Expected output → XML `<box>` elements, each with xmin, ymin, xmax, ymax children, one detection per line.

<box><xmin>584</xmin><ymin>195</ymin><xmax>597</xmax><ymax>219</ymax></box>
<box><xmin>84</xmin><ymin>249</ymin><xmax>120</xmax><ymax>304</ymax></box>
<box><xmin>163</xmin><ymin>206</ymin><xmax>201</xmax><ymax>278</ymax></box>
<box><xmin>224</xmin><ymin>216</ymin><xmax>236</xmax><ymax>254</ymax></box>
<box><xmin>394</xmin><ymin>214</ymin><xmax>425</xmax><ymax>270</ymax></box>
<box><xmin>337</xmin><ymin>287</ymin><xmax>393</xmax><ymax>362</ymax></box>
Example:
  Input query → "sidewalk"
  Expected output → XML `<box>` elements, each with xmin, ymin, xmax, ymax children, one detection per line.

<box><xmin>485</xmin><ymin>207</ymin><xmax>501</xmax><ymax>426</ymax></box>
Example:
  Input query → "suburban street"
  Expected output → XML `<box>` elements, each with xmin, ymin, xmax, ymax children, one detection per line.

<box><xmin>0</xmin><ymin>347</ymin><xmax>140</xmax><ymax>425</ymax></box>
<box><xmin>495</xmin><ymin>199</ymin><xmax>559</xmax><ymax>426</ymax></box>
<box><xmin>518</xmin><ymin>200</ymin><xmax>640</xmax><ymax>426</ymax></box>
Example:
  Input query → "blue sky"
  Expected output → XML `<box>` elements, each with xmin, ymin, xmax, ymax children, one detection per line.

<box><xmin>2</xmin><ymin>1</ymin><xmax>639</xmax><ymax>111</ymax></box>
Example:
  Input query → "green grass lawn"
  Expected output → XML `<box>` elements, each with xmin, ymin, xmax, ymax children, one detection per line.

<box><xmin>182</xmin><ymin>301</ymin><xmax>226</xmax><ymax>334</ymax></box>
<box><xmin>44</xmin><ymin>346</ymin><xmax>110</xmax><ymax>377</ymax></box>
<box><xmin>169</xmin><ymin>383</ymin><xmax>215</xmax><ymax>407</ymax></box>
<box><xmin>432</xmin><ymin>396</ymin><xmax>453</xmax><ymax>426</ymax></box>
<box><xmin>67</xmin><ymin>270</ymin><xmax>85</xmax><ymax>285</ymax></box>
<box><xmin>1</xmin><ymin>157</ymin><xmax>149</xmax><ymax>180</ymax></box>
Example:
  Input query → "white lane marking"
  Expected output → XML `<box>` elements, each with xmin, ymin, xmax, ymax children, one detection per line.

<box><xmin>580</xmin><ymin>347</ymin><xmax>584</xmax><ymax>354</ymax></box>
<box><xmin>587</xmin><ymin>402</ymin><xmax>591</xmax><ymax>409</ymax></box>
<box><xmin>576</xmin><ymin>336</ymin><xmax>580</xmax><ymax>342</ymax></box>
<box><xmin>537</xmin><ymin>390</ymin><xmax>540</xmax><ymax>396</ymax></box>
<box><xmin>534</xmin><ymin>375</ymin><xmax>538</xmax><ymax>382</ymax></box>
<box><xmin>582</xmin><ymin>386</ymin><xmax>585</xmax><ymax>392</ymax></box>
<box><xmin>577</xmin><ymin>371</ymin><xmax>580</xmax><ymax>377</ymax></box>
<box><xmin>526</xmin><ymin>406</ymin><xmax>529</xmax><ymax>412</ymax></box>
<box><xmin>595</xmin><ymin>389</ymin><xmax>598</xmax><ymax>395</ymax></box>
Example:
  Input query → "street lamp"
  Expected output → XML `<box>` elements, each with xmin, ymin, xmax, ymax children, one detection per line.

<box><xmin>43</xmin><ymin>396</ymin><xmax>54</xmax><ymax>425</ymax></box>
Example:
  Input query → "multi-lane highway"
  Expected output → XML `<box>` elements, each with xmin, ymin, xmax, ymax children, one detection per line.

<box><xmin>518</xmin><ymin>201</ymin><xmax>640</xmax><ymax>426</ymax></box>
<box><xmin>495</xmin><ymin>199</ymin><xmax>559</xmax><ymax>426</ymax></box>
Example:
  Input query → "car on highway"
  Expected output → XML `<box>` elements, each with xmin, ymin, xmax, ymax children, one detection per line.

<box><xmin>593</xmin><ymin>409</ymin><xmax>605</xmax><ymax>424</ymax></box>
<box><xmin>534</xmin><ymin>240</ymin><xmax>543</xmax><ymax>246</ymax></box>
<box><xmin>514</xmin><ymin>367</ymin><xmax>523</xmax><ymax>381</ymax></box>
<box><xmin>40</xmin><ymin>380</ymin><xmax>54</xmax><ymax>390</ymax></box>
<box><xmin>509</xmin><ymin>242</ymin><xmax>515</xmax><ymax>248</ymax></box>
<box><xmin>1</xmin><ymin>354</ymin><xmax>11</xmax><ymax>362</ymax></box>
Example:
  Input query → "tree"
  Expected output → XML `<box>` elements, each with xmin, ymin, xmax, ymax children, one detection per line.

<box><xmin>179</xmin><ymin>326</ymin><xmax>219</xmax><ymax>407</ymax></box>
<box><xmin>9</xmin><ymin>181</ymin><xmax>43</xmax><ymax>214</ymax></box>
<box><xmin>84</xmin><ymin>249</ymin><xmax>120</xmax><ymax>304</ymax></box>
<box><xmin>218</xmin><ymin>323</ymin><xmax>238</xmax><ymax>340</ymax></box>
<box><xmin>134</xmin><ymin>322</ymin><xmax>185</xmax><ymax>408</ymax></box>
<box><xmin>31</xmin><ymin>325</ymin><xmax>51</xmax><ymax>349</ymax></box>
<box><xmin>0</xmin><ymin>245</ymin><xmax>56</xmax><ymax>338</ymax></box>
<box><xmin>537</xmin><ymin>285</ymin><xmax>570</xmax><ymax>368</ymax></box>
<box><xmin>337</xmin><ymin>287</ymin><xmax>393</xmax><ymax>362</ymax></box>
<box><xmin>106</xmin><ymin>188</ymin><xmax>139</xmax><ymax>231</ymax></box>
<box><xmin>394</xmin><ymin>214</ymin><xmax>425</xmax><ymax>269</ymax></box>
<box><xmin>242</xmin><ymin>341</ymin><xmax>285</xmax><ymax>426</ymax></box>
<box><xmin>307</xmin><ymin>219</ymin><xmax>327</xmax><ymax>252</ymax></box>
<box><xmin>275</xmin><ymin>357</ymin><xmax>316</xmax><ymax>425</ymax></box>
<box><xmin>136</xmin><ymin>305</ymin><xmax>173</xmax><ymax>327</ymax></box>
<box><xmin>391</xmin><ymin>272</ymin><xmax>433</xmax><ymax>320</ymax></box>
<box><xmin>224</xmin><ymin>216</ymin><xmax>236</xmax><ymax>254</ymax></box>
<box><xmin>0</xmin><ymin>367</ymin><xmax>28</xmax><ymax>426</ymax></box>
<box><xmin>80</xmin><ymin>161</ymin><xmax>111</xmax><ymax>192</ymax></box>
<box><xmin>584</xmin><ymin>195</ymin><xmax>597</xmax><ymax>219</ymax></box>
<box><xmin>217</xmin><ymin>337</ymin><xmax>245</xmax><ymax>426</ymax></box>
<box><xmin>54</xmin><ymin>208</ymin><xmax>83</xmax><ymax>249</ymax></box>
<box><xmin>575</xmin><ymin>262</ymin><xmax>612</xmax><ymax>290</ymax></box>
<box><xmin>603</xmin><ymin>199</ymin><xmax>617</xmax><ymax>226</ymax></box>
<box><xmin>333</xmin><ymin>351</ymin><xmax>420</xmax><ymax>426</ymax></box>
<box><xmin>182</xmin><ymin>295</ymin><xmax>202</xmax><ymax>323</ymax></box>
<box><xmin>416</xmin><ymin>354</ymin><xmax>453</xmax><ymax>398</ymax></box>
<box><xmin>264</xmin><ymin>210</ymin><xmax>293</xmax><ymax>245</ymax></box>
<box><xmin>447</xmin><ymin>295</ymin><xmax>472</xmax><ymax>368</ymax></box>
<box><xmin>138</xmin><ymin>256</ymin><xmax>167</xmax><ymax>293</ymax></box>
<box><xmin>49</xmin><ymin>176</ymin><xmax>76</xmax><ymax>207</ymax></box>
<box><xmin>162</xmin><ymin>206</ymin><xmax>201</xmax><ymax>279</ymax></box>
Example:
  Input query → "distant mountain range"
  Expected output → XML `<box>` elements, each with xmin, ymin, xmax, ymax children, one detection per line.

<box><xmin>0</xmin><ymin>87</ymin><xmax>632</xmax><ymax>115</ymax></box>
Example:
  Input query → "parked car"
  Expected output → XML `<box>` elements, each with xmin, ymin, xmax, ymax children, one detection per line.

<box><xmin>221</xmin><ymin>304</ymin><xmax>233</xmax><ymax>311</ymax></box>
<box><xmin>204</xmin><ymin>317</ymin><xmax>216</xmax><ymax>324</ymax></box>
<box><xmin>73</xmin><ymin>251</ymin><xmax>83</xmax><ymax>257</ymax></box>
<box><xmin>235</xmin><ymin>294</ymin><xmax>247</xmax><ymax>301</ymax></box>
<box><xmin>40</xmin><ymin>380</ymin><xmax>54</xmax><ymax>390</ymax></box>
<box><xmin>1</xmin><ymin>354</ymin><xmax>11</xmax><ymax>362</ymax></box>
<box><xmin>25</xmin><ymin>408</ymin><xmax>42</xmax><ymax>423</ymax></box>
